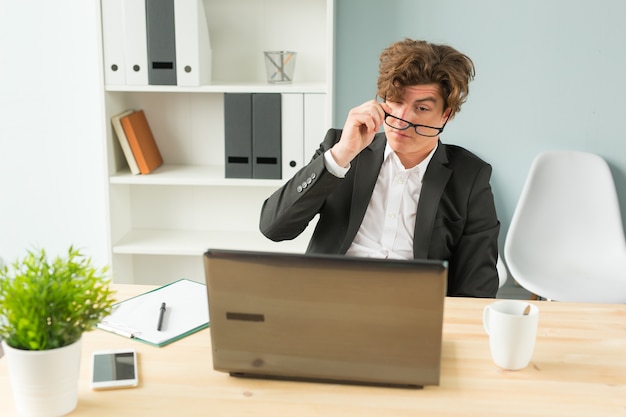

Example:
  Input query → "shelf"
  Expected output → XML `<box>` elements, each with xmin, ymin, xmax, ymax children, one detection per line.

<box><xmin>110</xmin><ymin>165</ymin><xmax>287</xmax><ymax>187</ymax></box>
<box><xmin>104</xmin><ymin>82</ymin><xmax>327</xmax><ymax>94</ymax></box>
<box><xmin>112</xmin><ymin>229</ymin><xmax>310</xmax><ymax>256</ymax></box>
<box><xmin>99</xmin><ymin>0</ymin><xmax>333</xmax><ymax>284</ymax></box>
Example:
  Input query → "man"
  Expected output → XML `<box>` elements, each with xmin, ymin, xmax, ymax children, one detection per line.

<box><xmin>259</xmin><ymin>39</ymin><xmax>500</xmax><ymax>297</ymax></box>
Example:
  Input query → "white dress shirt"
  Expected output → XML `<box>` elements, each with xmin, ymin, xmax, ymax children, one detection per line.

<box><xmin>324</xmin><ymin>143</ymin><xmax>437</xmax><ymax>260</ymax></box>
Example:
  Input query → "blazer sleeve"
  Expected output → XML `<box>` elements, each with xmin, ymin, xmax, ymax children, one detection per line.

<box><xmin>446</xmin><ymin>162</ymin><xmax>500</xmax><ymax>298</ymax></box>
<box><xmin>259</xmin><ymin>129</ymin><xmax>344</xmax><ymax>241</ymax></box>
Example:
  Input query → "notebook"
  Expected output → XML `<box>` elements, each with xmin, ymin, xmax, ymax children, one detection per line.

<box><xmin>203</xmin><ymin>249</ymin><xmax>448</xmax><ymax>388</ymax></box>
<box><xmin>97</xmin><ymin>279</ymin><xmax>209</xmax><ymax>347</ymax></box>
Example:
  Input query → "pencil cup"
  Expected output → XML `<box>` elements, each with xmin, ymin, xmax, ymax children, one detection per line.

<box><xmin>483</xmin><ymin>300</ymin><xmax>539</xmax><ymax>370</ymax></box>
<box><xmin>264</xmin><ymin>51</ymin><xmax>297</xmax><ymax>83</ymax></box>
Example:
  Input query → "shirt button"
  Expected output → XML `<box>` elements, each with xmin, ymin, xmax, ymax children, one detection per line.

<box><xmin>301</xmin><ymin>182</ymin><xmax>308</xmax><ymax>188</ymax></box>
<box><xmin>306</xmin><ymin>177</ymin><xmax>312</xmax><ymax>184</ymax></box>
<box><xmin>310</xmin><ymin>172</ymin><xmax>316</xmax><ymax>179</ymax></box>
<box><xmin>297</xmin><ymin>185</ymin><xmax>303</xmax><ymax>192</ymax></box>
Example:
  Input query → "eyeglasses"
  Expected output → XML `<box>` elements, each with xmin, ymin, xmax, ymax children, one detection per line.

<box><xmin>383</xmin><ymin>112</ymin><xmax>448</xmax><ymax>137</ymax></box>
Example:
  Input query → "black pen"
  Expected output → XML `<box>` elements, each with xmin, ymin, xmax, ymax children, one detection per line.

<box><xmin>157</xmin><ymin>302</ymin><xmax>166</xmax><ymax>331</ymax></box>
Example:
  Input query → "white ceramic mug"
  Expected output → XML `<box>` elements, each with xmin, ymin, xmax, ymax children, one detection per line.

<box><xmin>483</xmin><ymin>300</ymin><xmax>539</xmax><ymax>370</ymax></box>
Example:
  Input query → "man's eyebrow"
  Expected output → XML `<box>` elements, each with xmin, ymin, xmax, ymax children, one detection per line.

<box><xmin>413</xmin><ymin>97</ymin><xmax>438</xmax><ymax>104</ymax></box>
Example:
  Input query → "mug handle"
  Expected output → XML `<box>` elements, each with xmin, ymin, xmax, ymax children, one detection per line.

<box><xmin>482</xmin><ymin>305</ymin><xmax>491</xmax><ymax>335</ymax></box>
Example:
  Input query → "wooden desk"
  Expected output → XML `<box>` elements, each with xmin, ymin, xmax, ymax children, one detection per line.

<box><xmin>1</xmin><ymin>285</ymin><xmax>625</xmax><ymax>416</ymax></box>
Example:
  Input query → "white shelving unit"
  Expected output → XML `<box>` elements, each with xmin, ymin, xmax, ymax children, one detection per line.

<box><xmin>98</xmin><ymin>0</ymin><xmax>334</xmax><ymax>284</ymax></box>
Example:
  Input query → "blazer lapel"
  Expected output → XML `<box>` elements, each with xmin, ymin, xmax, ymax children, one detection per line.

<box><xmin>413</xmin><ymin>142</ymin><xmax>451</xmax><ymax>259</ymax></box>
<box><xmin>339</xmin><ymin>133</ymin><xmax>386</xmax><ymax>252</ymax></box>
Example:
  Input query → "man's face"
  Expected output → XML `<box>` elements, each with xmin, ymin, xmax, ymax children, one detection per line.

<box><xmin>383</xmin><ymin>84</ymin><xmax>450</xmax><ymax>165</ymax></box>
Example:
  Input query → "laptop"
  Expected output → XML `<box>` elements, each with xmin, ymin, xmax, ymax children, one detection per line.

<box><xmin>203</xmin><ymin>249</ymin><xmax>447</xmax><ymax>388</ymax></box>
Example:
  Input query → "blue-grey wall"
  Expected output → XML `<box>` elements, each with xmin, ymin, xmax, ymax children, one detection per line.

<box><xmin>335</xmin><ymin>0</ymin><xmax>626</xmax><ymax>251</ymax></box>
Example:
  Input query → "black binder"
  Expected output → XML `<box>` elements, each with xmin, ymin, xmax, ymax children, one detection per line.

<box><xmin>146</xmin><ymin>0</ymin><xmax>177</xmax><ymax>85</ymax></box>
<box><xmin>224</xmin><ymin>93</ymin><xmax>253</xmax><ymax>178</ymax></box>
<box><xmin>252</xmin><ymin>94</ymin><xmax>282</xmax><ymax>179</ymax></box>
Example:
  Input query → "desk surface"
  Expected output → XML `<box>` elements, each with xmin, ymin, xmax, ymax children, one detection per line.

<box><xmin>1</xmin><ymin>285</ymin><xmax>625</xmax><ymax>416</ymax></box>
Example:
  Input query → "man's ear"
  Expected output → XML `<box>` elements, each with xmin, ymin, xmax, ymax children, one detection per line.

<box><xmin>443</xmin><ymin>108</ymin><xmax>454</xmax><ymax>121</ymax></box>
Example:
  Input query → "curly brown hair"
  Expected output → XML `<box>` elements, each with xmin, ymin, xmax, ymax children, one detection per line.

<box><xmin>377</xmin><ymin>39</ymin><xmax>475</xmax><ymax>117</ymax></box>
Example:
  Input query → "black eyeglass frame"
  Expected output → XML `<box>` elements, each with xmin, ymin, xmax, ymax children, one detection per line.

<box><xmin>383</xmin><ymin>111</ymin><xmax>449</xmax><ymax>137</ymax></box>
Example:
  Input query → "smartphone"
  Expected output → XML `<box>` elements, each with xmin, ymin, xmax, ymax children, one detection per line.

<box><xmin>90</xmin><ymin>349</ymin><xmax>139</xmax><ymax>390</ymax></box>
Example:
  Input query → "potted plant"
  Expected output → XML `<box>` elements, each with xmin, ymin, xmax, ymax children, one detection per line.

<box><xmin>0</xmin><ymin>246</ymin><xmax>115</xmax><ymax>417</ymax></box>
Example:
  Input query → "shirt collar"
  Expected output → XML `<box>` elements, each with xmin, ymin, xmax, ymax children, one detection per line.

<box><xmin>383</xmin><ymin>142</ymin><xmax>438</xmax><ymax>177</ymax></box>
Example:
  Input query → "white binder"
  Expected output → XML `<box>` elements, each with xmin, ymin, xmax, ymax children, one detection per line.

<box><xmin>101</xmin><ymin>0</ymin><xmax>126</xmax><ymax>85</ymax></box>
<box><xmin>123</xmin><ymin>0</ymin><xmax>149</xmax><ymax>85</ymax></box>
<box><xmin>174</xmin><ymin>0</ymin><xmax>212</xmax><ymax>86</ymax></box>
<box><xmin>304</xmin><ymin>93</ymin><xmax>327</xmax><ymax>160</ymax></box>
<box><xmin>281</xmin><ymin>94</ymin><xmax>305</xmax><ymax>179</ymax></box>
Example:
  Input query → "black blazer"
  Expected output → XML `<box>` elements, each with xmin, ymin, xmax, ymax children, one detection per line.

<box><xmin>260</xmin><ymin>129</ymin><xmax>500</xmax><ymax>297</ymax></box>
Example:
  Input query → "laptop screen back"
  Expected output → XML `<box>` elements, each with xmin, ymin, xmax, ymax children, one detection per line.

<box><xmin>203</xmin><ymin>249</ymin><xmax>447</xmax><ymax>388</ymax></box>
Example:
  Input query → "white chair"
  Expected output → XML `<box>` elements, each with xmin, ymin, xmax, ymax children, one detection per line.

<box><xmin>504</xmin><ymin>150</ymin><xmax>626</xmax><ymax>303</ymax></box>
<box><xmin>496</xmin><ymin>255</ymin><xmax>508</xmax><ymax>289</ymax></box>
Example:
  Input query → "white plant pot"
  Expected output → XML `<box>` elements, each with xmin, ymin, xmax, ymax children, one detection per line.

<box><xmin>2</xmin><ymin>338</ymin><xmax>82</xmax><ymax>417</ymax></box>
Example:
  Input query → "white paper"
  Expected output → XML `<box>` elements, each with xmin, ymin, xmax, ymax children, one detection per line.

<box><xmin>98</xmin><ymin>279</ymin><xmax>209</xmax><ymax>346</ymax></box>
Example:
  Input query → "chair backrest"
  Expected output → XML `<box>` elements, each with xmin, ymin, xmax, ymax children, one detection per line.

<box><xmin>496</xmin><ymin>255</ymin><xmax>507</xmax><ymax>289</ymax></box>
<box><xmin>504</xmin><ymin>150</ymin><xmax>626</xmax><ymax>303</ymax></box>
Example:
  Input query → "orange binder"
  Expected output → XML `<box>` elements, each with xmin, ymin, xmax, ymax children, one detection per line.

<box><xmin>120</xmin><ymin>110</ymin><xmax>163</xmax><ymax>174</ymax></box>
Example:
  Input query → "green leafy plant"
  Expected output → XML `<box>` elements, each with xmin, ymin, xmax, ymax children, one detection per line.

<box><xmin>0</xmin><ymin>246</ymin><xmax>115</xmax><ymax>351</ymax></box>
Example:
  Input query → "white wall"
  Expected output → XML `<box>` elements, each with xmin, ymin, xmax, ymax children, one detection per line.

<box><xmin>0</xmin><ymin>1</ymin><xmax>108</xmax><ymax>266</ymax></box>
<box><xmin>335</xmin><ymin>0</ymin><xmax>626</xmax><ymax>250</ymax></box>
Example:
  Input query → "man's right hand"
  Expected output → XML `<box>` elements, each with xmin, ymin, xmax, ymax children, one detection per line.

<box><xmin>329</xmin><ymin>100</ymin><xmax>385</xmax><ymax>168</ymax></box>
